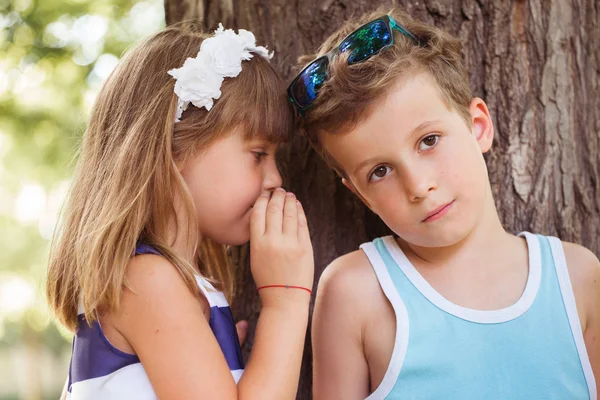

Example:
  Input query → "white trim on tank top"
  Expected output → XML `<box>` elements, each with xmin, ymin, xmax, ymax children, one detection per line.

<box><xmin>380</xmin><ymin>232</ymin><xmax>541</xmax><ymax>324</ymax></box>
<box><xmin>360</xmin><ymin>242</ymin><xmax>410</xmax><ymax>400</ymax></box>
<box><xmin>548</xmin><ymin>236</ymin><xmax>597</xmax><ymax>400</ymax></box>
<box><xmin>194</xmin><ymin>275</ymin><xmax>229</xmax><ymax>308</ymax></box>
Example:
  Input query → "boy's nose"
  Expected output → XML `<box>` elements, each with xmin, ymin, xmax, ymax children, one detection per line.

<box><xmin>402</xmin><ymin>169</ymin><xmax>437</xmax><ymax>202</ymax></box>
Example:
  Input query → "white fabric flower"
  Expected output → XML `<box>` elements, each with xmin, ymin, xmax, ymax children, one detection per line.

<box><xmin>168</xmin><ymin>56</ymin><xmax>224</xmax><ymax>115</ymax></box>
<box><xmin>200</xmin><ymin>26</ymin><xmax>246</xmax><ymax>77</ymax></box>
<box><xmin>168</xmin><ymin>23</ymin><xmax>273</xmax><ymax>121</ymax></box>
<box><xmin>237</xmin><ymin>29</ymin><xmax>273</xmax><ymax>60</ymax></box>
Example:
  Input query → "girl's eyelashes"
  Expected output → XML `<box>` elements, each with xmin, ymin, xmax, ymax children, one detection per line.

<box><xmin>368</xmin><ymin>165</ymin><xmax>392</xmax><ymax>182</ymax></box>
<box><xmin>418</xmin><ymin>134</ymin><xmax>440</xmax><ymax>151</ymax></box>
<box><xmin>253</xmin><ymin>151</ymin><xmax>268</xmax><ymax>162</ymax></box>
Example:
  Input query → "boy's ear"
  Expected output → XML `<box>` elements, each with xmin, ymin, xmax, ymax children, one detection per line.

<box><xmin>341</xmin><ymin>177</ymin><xmax>375</xmax><ymax>213</ymax></box>
<box><xmin>469</xmin><ymin>97</ymin><xmax>494</xmax><ymax>154</ymax></box>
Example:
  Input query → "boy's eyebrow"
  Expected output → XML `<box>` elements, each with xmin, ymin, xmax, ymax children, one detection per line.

<box><xmin>410</xmin><ymin>120</ymin><xmax>441</xmax><ymax>137</ymax></box>
<box><xmin>352</xmin><ymin>120</ymin><xmax>442</xmax><ymax>175</ymax></box>
<box><xmin>353</xmin><ymin>156</ymin><xmax>381</xmax><ymax>175</ymax></box>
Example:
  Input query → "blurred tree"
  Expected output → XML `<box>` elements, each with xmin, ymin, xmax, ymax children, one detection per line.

<box><xmin>0</xmin><ymin>0</ymin><xmax>164</xmax><ymax>398</ymax></box>
<box><xmin>166</xmin><ymin>0</ymin><xmax>600</xmax><ymax>398</ymax></box>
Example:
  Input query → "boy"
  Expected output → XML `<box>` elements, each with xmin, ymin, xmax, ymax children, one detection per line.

<box><xmin>288</xmin><ymin>8</ymin><xmax>600</xmax><ymax>400</ymax></box>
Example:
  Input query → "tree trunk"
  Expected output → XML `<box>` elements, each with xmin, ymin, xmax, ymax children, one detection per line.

<box><xmin>165</xmin><ymin>1</ymin><xmax>600</xmax><ymax>398</ymax></box>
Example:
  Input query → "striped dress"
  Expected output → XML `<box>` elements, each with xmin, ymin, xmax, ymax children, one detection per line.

<box><xmin>65</xmin><ymin>243</ymin><xmax>244</xmax><ymax>399</ymax></box>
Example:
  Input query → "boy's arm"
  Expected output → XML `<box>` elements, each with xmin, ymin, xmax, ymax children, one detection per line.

<box><xmin>312</xmin><ymin>251</ymin><xmax>373</xmax><ymax>400</ymax></box>
<box><xmin>563</xmin><ymin>241</ymin><xmax>600</xmax><ymax>395</ymax></box>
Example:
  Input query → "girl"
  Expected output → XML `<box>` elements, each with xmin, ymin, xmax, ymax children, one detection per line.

<box><xmin>47</xmin><ymin>21</ymin><xmax>314</xmax><ymax>399</ymax></box>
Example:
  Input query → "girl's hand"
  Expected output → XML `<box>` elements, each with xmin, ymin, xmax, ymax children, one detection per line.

<box><xmin>250</xmin><ymin>188</ymin><xmax>314</xmax><ymax>308</ymax></box>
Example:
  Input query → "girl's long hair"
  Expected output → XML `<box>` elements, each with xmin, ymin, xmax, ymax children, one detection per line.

<box><xmin>47</xmin><ymin>21</ymin><xmax>294</xmax><ymax>331</ymax></box>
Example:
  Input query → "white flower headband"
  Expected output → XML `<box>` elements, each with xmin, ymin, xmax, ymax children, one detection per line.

<box><xmin>168</xmin><ymin>23</ymin><xmax>273</xmax><ymax>122</ymax></box>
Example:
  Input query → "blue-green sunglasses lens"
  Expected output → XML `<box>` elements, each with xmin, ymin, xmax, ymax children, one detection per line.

<box><xmin>290</xmin><ymin>56</ymin><xmax>329</xmax><ymax>109</ymax></box>
<box><xmin>340</xmin><ymin>19</ymin><xmax>392</xmax><ymax>64</ymax></box>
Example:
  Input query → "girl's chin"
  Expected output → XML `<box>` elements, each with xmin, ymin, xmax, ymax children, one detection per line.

<box><xmin>207</xmin><ymin>236</ymin><xmax>249</xmax><ymax>247</ymax></box>
<box><xmin>213</xmin><ymin>226</ymin><xmax>251</xmax><ymax>247</ymax></box>
<box><xmin>201</xmin><ymin>212</ymin><xmax>252</xmax><ymax>246</ymax></box>
<box><xmin>224</xmin><ymin>234</ymin><xmax>250</xmax><ymax>247</ymax></box>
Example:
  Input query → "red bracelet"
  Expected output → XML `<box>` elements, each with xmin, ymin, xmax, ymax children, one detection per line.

<box><xmin>257</xmin><ymin>284</ymin><xmax>312</xmax><ymax>295</ymax></box>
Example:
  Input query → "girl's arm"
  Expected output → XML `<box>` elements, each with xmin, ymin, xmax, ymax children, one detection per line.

<box><xmin>114</xmin><ymin>253</ymin><xmax>238</xmax><ymax>399</ymax></box>
<box><xmin>238</xmin><ymin>189</ymin><xmax>313</xmax><ymax>398</ymax></box>
<box><xmin>111</xmin><ymin>189</ymin><xmax>313</xmax><ymax>400</ymax></box>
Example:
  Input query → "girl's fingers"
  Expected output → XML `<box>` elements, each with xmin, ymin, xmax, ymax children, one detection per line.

<box><xmin>297</xmin><ymin>200</ymin><xmax>310</xmax><ymax>244</ymax></box>
<box><xmin>250</xmin><ymin>193</ymin><xmax>269</xmax><ymax>237</ymax></box>
<box><xmin>265</xmin><ymin>188</ymin><xmax>285</xmax><ymax>234</ymax></box>
<box><xmin>282</xmin><ymin>193</ymin><xmax>298</xmax><ymax>236</ymax></box>
<box><xmin>235</xmin><ymin>320</ymin><xmax>248</xmax><ymax>346</ymax></box>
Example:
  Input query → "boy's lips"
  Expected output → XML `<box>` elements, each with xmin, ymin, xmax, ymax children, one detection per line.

<box><xmin>422</xmin><ymin>200</ymin><xmax>455</xmax><ymax>222</ymax></box>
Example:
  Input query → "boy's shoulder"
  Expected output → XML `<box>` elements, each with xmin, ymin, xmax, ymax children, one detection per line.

<box><xmin>561</xmin><ymin>240</ymin><xmax>600</xmax><ymax>291</ymax></box>
<box><xmin>561</xmin><ymin>240</ymin><xmax>600</xmax><ymax>272</ymax></box>
<box><xmin>550</xmin><ymin>238</ymin><xmax>600</xmax><ymax>337</ymax></box>
<box><xmin>561</xmin><ymin>240</ymin><xmax>600</xmax><ymax>321</ymax></box>
<box><xmin>316</xmin><ymin>248</ymin><xmax>384</xmax><ymax>317</ymax></box>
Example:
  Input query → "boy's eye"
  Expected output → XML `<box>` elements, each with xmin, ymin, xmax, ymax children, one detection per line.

<box><xmin>418</xmin><ymin>134</ymin><xmax>440</xmax><ymax>151</ymax></box>
<box><xmin>368</xmin><ymin>165</ymin><xmax>392</xmax><ymax>182</ymax></box>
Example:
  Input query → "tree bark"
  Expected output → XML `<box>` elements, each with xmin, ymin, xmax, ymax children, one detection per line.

<box><xmin>165</xmin><ymin>1</ymin><xmax>600</xmax><ymax>398</ymax></box>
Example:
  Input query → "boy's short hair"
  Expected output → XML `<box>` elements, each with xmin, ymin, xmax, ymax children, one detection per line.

<box><xmin>296</xmin><ymin>8</ymin><xmax>473</xmax><ymax>177</ymax></box>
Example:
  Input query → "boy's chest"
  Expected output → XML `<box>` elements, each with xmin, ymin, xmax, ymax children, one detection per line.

<box><xmin>414</xmin><ymin>257</ymin><xmax>530</xmax><ymax>311</ymax></box>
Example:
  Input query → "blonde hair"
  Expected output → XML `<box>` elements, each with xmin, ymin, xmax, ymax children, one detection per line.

<box><xmin>47</xmin><ymin>21</ymin><xmax>293</xmax><ymax>332</ymax></box>
<box><xmin>297</xmin><ymin>8</ymin><xmax>472</xmax><ymax>176</ymax></box>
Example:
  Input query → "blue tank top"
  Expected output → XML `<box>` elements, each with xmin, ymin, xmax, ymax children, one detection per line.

<box><xmin>65</xmin><ymin>243</ymin><xmax>244</xmax><ymax>399</ymax></box>
<box><xmin>360</xmin><ymin>232</ymin><xmax>596</xmax><ymax>400</ymax></box>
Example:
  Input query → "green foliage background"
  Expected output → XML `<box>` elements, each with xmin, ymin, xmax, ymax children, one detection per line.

<box><xmin>0</xmin><ymin>0</ymin><xmax>164</xmax><ymax>397</ymax></box>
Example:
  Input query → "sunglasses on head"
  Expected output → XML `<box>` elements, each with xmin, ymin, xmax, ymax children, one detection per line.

<box><xmin>287</xmin><ymin>15</ymin><xmax>421</xmax><ymax>113</ymax></box>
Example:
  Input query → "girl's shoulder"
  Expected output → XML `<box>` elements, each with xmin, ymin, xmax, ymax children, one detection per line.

<box><xmin>111</xmin><ymin>247</ymin><xmax>211</xmax><ymax>332</ymax></box>
<box><xmin>125</xmin><ymin>246</ymin><xmax>207</xmax><ymax>306</ymax></box>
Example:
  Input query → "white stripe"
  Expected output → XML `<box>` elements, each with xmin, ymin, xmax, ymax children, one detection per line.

<box><xmin>381</xmin><ymin>233</ymin><xmax>541</xmax><ymax>324</ymax></box>
<box><xmin>195</xmin><ymin>275</ymin><xmax>229</xmax><ymax>308</ymax></box>
<box><xmin>69</xmin><ymin>363</ymin><xmax>156</xmax><ymax>400</ymax></box>
<box><xmin>361</xmin><ymin>241</ymin><xmax>409</xmax><ymax>400</ymax></box>
<box><xmin>67</xmin><ymin>366</ymin><xmax>243</xmax><ymax>399</ymax></box>
<box><xmin>548</xmin><ymin>236</ymin><xmax>597</xmax><ymax>400</ymax></box>
<box><xmin>231</xmin><ymin>369</ymin><xmax>244</xmax><ymax>383</ymax></box>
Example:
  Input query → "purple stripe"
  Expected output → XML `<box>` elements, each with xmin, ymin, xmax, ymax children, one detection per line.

<box><xmin>69</xmin><ymin>315</ymin><xmax>140</xmax><ymax>389</ymax></box>
<box><xmin>210</xmin><ymin>305</ymin><xmax>245</xmax><ymax>371</ymax></box>
<box><xmin>135</xmin><ymin>243</ymin><xmax>161</xmax><ymax>256</ymax></box>
<box><xmin>67</xmin><ymin>334</ymin><xmax>74</xmax><ymax>389</ymax></box>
